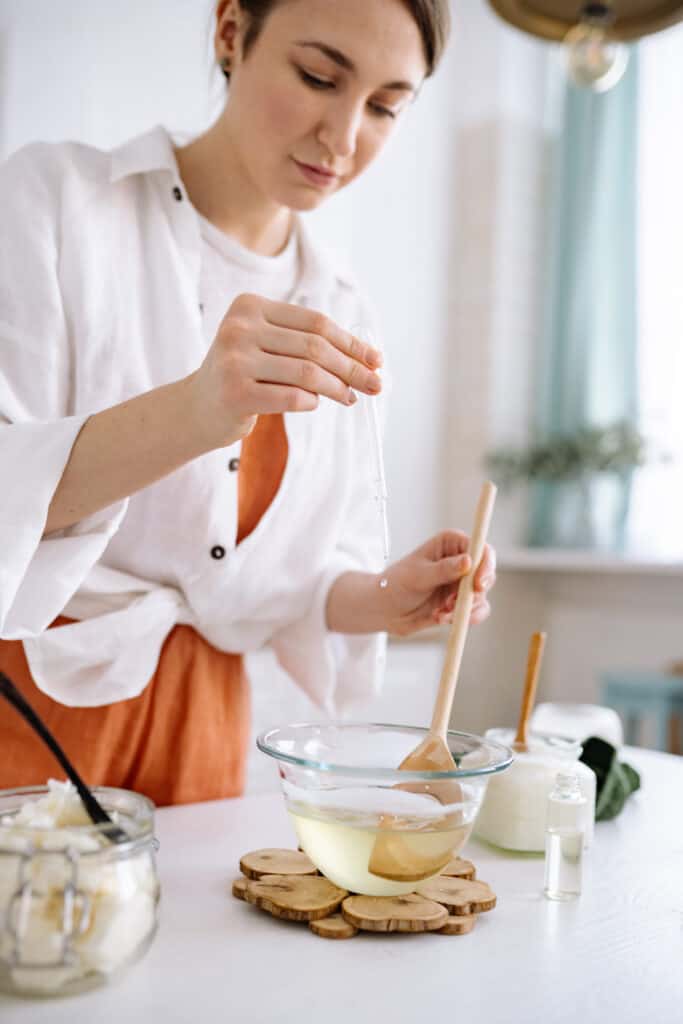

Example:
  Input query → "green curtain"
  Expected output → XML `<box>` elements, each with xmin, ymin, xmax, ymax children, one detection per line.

<box><xmin>530</xmin><ymin>51</ymin><xmax>639</xmax><ymax>549</ymax></box>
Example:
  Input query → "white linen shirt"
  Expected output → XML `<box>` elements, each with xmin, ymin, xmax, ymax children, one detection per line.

<box><xmin>0</xmin><ymin>126</ymin><xmax>386</xmax><ymax>712</ymax></box>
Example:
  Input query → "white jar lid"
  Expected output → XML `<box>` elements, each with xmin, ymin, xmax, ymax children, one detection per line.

<box><xmin>484</xmin><ymin>726</ymin><xmax>582</xmax><ymax>760</ymax></box>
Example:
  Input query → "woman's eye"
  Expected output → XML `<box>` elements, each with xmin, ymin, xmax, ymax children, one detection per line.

<box><xmin>298</xmin><ymin>68</ymin><xmax>334</xmax><ymax>90</ymax></box>
<box><xmin>369</xmin><ymin>103</ymin><xmax>398</xmax><ymax>120</ymax></box>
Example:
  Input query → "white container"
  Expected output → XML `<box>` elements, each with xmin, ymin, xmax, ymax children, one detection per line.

<box><xmin>530</xmin><ymin>703</ymin><xmax>623</xmax><ymax>748</ymax></box>
<box><xmin>473</xmin><ymin>729</ymin><xmax>596</xmax><ymax>852</ymax></box>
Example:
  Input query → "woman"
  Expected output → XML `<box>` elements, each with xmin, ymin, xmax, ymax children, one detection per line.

<box><xmin>0</xmin><ymin>0</ymin><xmax>495</xmax><ymax>804</ymax></box>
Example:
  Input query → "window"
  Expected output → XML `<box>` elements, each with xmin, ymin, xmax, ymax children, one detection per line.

<box><xmin>630</xmin><ymin>24</ymin><xmax>683</xmax><ymax>557</ymax></box>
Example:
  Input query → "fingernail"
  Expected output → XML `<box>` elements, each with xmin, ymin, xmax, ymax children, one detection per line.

<box><xmin>367</xmin><ymin>375</ymin><xmax>381</xmax><ymax>394</ymax></box>
<box><xmin>347</xmin><ymin>389</ymin><xmax>357</xmax><ymax>405</ymax></box>
<box><xmin>368</xmin><ymin>350</ymin><xmax>383</xmax><ymax>369</ymax></box>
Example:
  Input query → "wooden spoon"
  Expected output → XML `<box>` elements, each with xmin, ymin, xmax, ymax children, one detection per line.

<box><xmin>512</xmin><ymin>631</ymin><xmax>547</xmax><ymax>753</ymax></box>
<box><xmin>367</xmin><ymin>481</ymin><xmax>497</xmax><ymax>882</ymax></box>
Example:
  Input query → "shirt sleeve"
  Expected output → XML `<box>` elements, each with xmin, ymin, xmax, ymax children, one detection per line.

<box><xmin>0</xmin><ymin>144</ymin><xmax>128</xmax><ymax>640</ymax></box>
<box><xmin>270</xmin><ymin>293</ymin><xmax>389</xmax><ymax>715</ymax></box>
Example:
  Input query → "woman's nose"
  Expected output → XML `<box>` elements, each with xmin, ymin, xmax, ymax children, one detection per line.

<box><xmin>317</xmin><ymin>100</ymin><xmax>364</xmax><ymax>161</ymax></box>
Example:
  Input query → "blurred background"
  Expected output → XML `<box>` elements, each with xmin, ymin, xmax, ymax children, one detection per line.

<box><xmin>1</xmin><ymin>0</ymin><xmax>681</xmax><ymax>785</ymax></box>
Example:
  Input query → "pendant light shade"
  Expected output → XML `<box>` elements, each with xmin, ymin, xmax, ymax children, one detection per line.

<box><xmin>487</xmin><ymin>1</ymin><xmax>683</xmax><ymax>41</ymax></box>
<box><xmin>488</xmin><ymin>2</ymin><xmax>683</xmax><ymax>91</ymax></box>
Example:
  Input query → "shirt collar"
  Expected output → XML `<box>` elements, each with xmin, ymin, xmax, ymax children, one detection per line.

<box><xmin>109</xmin><ymin>125</ymin><xmax>178</xmax><ymax>183</ymax></box>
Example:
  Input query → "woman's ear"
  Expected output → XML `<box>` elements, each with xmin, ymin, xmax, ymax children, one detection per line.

<box><xmin>214</xmin><ymin>0</ymin><xmax>244</xmax><ymax>70</ymax></box>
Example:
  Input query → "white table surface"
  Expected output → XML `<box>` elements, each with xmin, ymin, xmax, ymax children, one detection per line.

<box><xmin>2</xmin><ymin>747</ymin><xmax>682</xmax><ymax>1024</ymax></box>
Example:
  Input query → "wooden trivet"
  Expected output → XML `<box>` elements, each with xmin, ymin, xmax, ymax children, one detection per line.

<box><xmin>240</xmin><ymin>848</ymin><xmax>319</xmax><ymax>880</ymax></box>
<box><xmin>231</xmin><ymin>849</ymin><xmax>495</xmax><ymax>940</ymax></box>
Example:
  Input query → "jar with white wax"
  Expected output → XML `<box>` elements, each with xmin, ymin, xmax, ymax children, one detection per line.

<box><xmin>473</xmin><ymin>729</ymin><xmax>596</xmax><ymax>852</ymax></box>
<box><xmin>0</xmin><ymin>781</ymin><xmax>160</xmax><ymax>998</ymax></box>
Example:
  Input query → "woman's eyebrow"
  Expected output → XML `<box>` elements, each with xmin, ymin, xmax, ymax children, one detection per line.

<box><xmin>293</xmin><ymin>40</ymin><xmax>417</xmax><ymax>93</ymax></box>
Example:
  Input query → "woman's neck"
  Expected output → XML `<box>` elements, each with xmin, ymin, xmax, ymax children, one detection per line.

<box><xmin>174</xmin><ymin>118</ymin><xmax>292</xmax><ymax>257</ymax></box>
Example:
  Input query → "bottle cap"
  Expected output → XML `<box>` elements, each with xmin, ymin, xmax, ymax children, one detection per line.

<box><xmin>553</xmin><ymin>770</ymin><xmax>582</xmax><ymax>799</ymax></box>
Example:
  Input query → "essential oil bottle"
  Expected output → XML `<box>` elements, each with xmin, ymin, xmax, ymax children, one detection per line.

<box><xmin>543</xmin><ymin>770</ymin><xmax>586</xmax><ymax>901</ymax></box>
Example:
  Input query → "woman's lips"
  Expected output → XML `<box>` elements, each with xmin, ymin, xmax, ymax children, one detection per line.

<box><xmin>293</xmin><ymin>159</ymin><xmax>338</xmax><ymax>188</ymax></box>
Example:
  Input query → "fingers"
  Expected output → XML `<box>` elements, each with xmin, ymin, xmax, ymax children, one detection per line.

<box><xmin>433</xmin><ymin>593</ymin><xmax>491</xmax><ymax>626</ymax></box>
<box><xmin>473</xmin><ymin>543</ymin><xmax>497</xmax><ymax>593</ymax></box>
<box><xmin>424</xmin><ymin>553</ymin><xmax>471</xmax><ymax>590</ymax></box>
<box><xmin>423</xmin><ymin>534</ymin><xmax>496</xmax><ymax>591</ymax></box>
<box><xmin>246</xmin><ymin>382</ymin><xmax>320</xmax><ymax>414</ymax></box>
<box><xmin>262</xmin><ymin>298</ymin><xmax>383</xmax><ymax>373</ymax></box>
<box><xmin>258</xmin><ymin>324</ymin><xmax>381</xmax><ymax>398</ymax></box>
<box><xmin>253</xmin><ymin>352</ymin><xmax>358</xmax><ymax>407</ymax></box>
<box><xmin>436</xmin><ymin>530</ymin><xmax>470</xmax><ymax>557</ymax></box>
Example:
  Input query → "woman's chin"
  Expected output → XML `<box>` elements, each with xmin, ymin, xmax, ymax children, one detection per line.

<box><xmin>280</xmin><ymin>188</ymin><xmax>331</xmax><ymax>213</ymax></box>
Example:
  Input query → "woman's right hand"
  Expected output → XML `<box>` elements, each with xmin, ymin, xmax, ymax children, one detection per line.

<box><xmin>187</xmin><ymin>293</ymin><xmax>383</xmax><ymax>449</ymax></box>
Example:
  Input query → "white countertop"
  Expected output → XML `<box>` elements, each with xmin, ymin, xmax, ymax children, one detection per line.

<box><xmin>2</xmin><ymin>747</ymin><xmax>682</xmax><ymax>1024</ymax></box>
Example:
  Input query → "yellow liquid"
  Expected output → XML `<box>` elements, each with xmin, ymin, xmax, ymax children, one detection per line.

<box><xmin>289</xmin><ymin>809</ymin><xmax>471</xmax><ymax>896</ymax></box>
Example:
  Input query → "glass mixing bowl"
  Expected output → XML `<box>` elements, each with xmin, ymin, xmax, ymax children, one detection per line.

<box><xmin>257</xmin><ymin>722</ymin><xmax>512</xmax><ymax>896</ymax></box>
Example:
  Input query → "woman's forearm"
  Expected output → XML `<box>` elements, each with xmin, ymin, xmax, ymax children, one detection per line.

<box><xmin>325</xmin><ymin>571</ymin><xmax>389</xmax><ymax>634</ymax></box>
<box><xmin>44</xmin><ymin>373</ymin><xmax>213</xmax><ymax>534</ymax></box>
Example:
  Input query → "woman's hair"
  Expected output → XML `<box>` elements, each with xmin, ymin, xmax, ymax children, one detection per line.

<box><xmin>227</xmin><ymin>0</ymin><xmax>451</xmax><ymax>77</ymax></box>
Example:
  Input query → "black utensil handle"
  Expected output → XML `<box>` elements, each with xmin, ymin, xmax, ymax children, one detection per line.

<box><xmin>0</xmin><ymin>670</ymin><xmax>128</xmax><ymax>841</ymax></box>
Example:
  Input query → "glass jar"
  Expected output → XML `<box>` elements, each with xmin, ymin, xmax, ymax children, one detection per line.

<box><xmin>473</xmin><ymin>728</ymin><xmax>596</xmax><ymax>852</ymax></box>
<box><xmin>0</xmin><ymin>785</ymin><xmax>160</xmax><ymax>998</ymax></box>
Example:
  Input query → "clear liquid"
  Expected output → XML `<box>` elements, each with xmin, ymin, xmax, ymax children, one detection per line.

<box><xmin>543</xmin><ymin>828</ymin><xmax>583</xmax><ymax>901</ymax></box>
<box><xmin>289</xmin><ymin>807</ymin><xmax>471</xmax><ymax>897</ymax></box>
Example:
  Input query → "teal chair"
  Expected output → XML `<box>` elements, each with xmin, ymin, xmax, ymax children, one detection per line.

<box><xmin>600</xmin><ymin>670</ymin><xmax>683</xmax><ymax>752</ymax></box>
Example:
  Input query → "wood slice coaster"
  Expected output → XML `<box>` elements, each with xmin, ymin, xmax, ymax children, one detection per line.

<box><xmin>232</xmin><ymin>877</ymin><xmax>249</xmax><ymax>901</ymax></box>
<box><xmin>243</xmin><ymin>874</ymin><xmax>347</xmax><ymax>922</ymax></box>
<box><xmin>341</xmin><ymin>894</ymin><xmax>448</xmax><ymax>933</ymax></box>
<box><xmin>240</xmin><ymin>848</ymin><xmax>318</xmax><ymax>880</ymax></box>
<box><xmin>309</xmin><ymin>914</ymin><xmax>358</xmax><ymax>940</ymax></box>
<box><xmin>232</xmin><ymin>848</ymin><xmax>495</xmax><ymax>939</ymax></box>
<box><xmin>415</xmin><ymin>877</ymin><xmax>496</xmax><ymax>914</ymax></box>
<box><xmin>440</xmin><ymin>856</ymin><xmax>476</xmax><ymax>880</ymax></box>
<box><xmin>438</xmin><ymin>914</ymin><xmax>477</xmax><ymax>936</ymax></box>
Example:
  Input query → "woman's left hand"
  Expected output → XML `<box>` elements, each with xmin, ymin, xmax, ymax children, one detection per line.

<box><xmin>381</xmin><ymin>530</ymin><xmax>496</xmax><ymax>637</ymax></box>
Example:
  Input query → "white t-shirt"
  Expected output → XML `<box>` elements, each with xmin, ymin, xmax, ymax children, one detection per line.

<box><xmin>197</xmin><ymin>212</ymin><xmax>299</xmax><ymax>342</ymax></box>
<box><xmin>0</xmin><ymin>126</ymin><xmax>386</xmax><ymax>712</ymax></box>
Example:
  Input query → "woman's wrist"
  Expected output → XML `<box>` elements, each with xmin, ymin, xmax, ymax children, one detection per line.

<box><xmin>181</xmin><ymin>371</ymin><xmax>225</xmax><ymax>454</ymax></box>
<box><xmin>325</xmin><ymin>570</ymin><xmax>391</xmax><ymax>635</ymax></box>
<box><xmin>182</xmin><ymin>369</ymin><xmax>257</xmax><ymax>452</ymax></box>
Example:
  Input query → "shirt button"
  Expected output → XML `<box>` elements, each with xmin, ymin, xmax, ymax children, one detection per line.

<box><xmin>172</xmin><ymin>186</ymin><xmax>183</xmax><ymax>201</ymax></box>
<box><xmin>228</xmin><ymin>458</ymin><xmax>240</xmax><ymax>472</ymax></box>
<box><xmin>210</xmin><ymin>545</ymin><xmax>226</xmax><ymax>560</ymax></box>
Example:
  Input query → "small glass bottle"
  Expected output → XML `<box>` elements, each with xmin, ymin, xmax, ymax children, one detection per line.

<box><xmin>543</xmin><ymin>770</ymin><xmax>586</xmax><ymax>901</ymax></box>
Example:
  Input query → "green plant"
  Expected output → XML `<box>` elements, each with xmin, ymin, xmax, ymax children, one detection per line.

<box><xmin>486</xmin><ymin>420</ymin><xmax>650</xmax><ymax>489</ymax></box>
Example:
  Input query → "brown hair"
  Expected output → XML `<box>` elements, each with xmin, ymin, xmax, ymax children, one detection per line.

<box><xmin>227</xmin><ymin>0</ymin><xmax>451</xmax><ymax>78</ymax></box>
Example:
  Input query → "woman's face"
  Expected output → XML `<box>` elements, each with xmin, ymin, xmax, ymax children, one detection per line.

<box><xmin>217</xmin><ymin>0</ymin><xmax>427</xmax><ymax>211</ymax></box>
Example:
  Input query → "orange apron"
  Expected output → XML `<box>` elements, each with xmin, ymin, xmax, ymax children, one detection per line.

<box><xmin>0</xmin><ymin>414</ymin><xmax>288</xmax><ymax>806</ymax></box>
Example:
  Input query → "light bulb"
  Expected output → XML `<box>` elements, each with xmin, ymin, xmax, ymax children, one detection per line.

<box><xmin>564</xmin><ymin>10</ymin><xmax>628</xmax><ymax>93</ymax></box>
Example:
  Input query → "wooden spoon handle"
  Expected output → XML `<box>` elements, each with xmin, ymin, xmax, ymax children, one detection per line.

<box><xmin>514</xmin><ymin>631</ymin><xmax>547</xmax><ymax>749</ymax></box>
<box><xmin>431</xmin><ymin>481</ymin><xmax>497</xmax><ymax>738</ymax></box>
